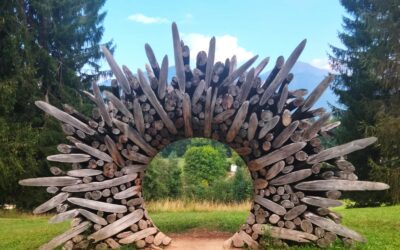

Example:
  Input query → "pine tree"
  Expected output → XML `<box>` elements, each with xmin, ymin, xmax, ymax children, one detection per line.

<box><xmin>330</xmin><ymin>0</ymin><xmax>400</xmax><ymax>206</ymax></box>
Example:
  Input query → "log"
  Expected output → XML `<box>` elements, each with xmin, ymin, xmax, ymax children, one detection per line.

<box><xmin>75</xmin><ymin>143</ymin><xmax>113</xmax><ymax>163</ymax></box>
<box><xmin>89</xmin><ymin>209</ymin><xmax>144</xmax><ymax>242</ymax></box>
<box><xmin>204</xmin><ymin>87</ymin><xmax>218</xmax><ymax>137</ymax></box>
<box><xmin>270</xmin><ymin>169</ymin><xmax>312</xmax><ymax>186</ymax></box>
<box><xmin>265</xmin><ymin>161</ymin><xmax>285</xmax><ymax>180</ymax></box>
<box><xmin>104</xmin><ymin>91</ymin><xmax>133</xmax><ymax>119</ymax></box>
<box><xmin>35</xmin><ymin>101</ymin><xmax>95</xmax><ymax>135</ymax></box>
<box><xmin>33</xmin><ymin>192</ymin><xmax>70</xmax><ymax>214</ymax></box>
<box><xmin>205</xmin><ymin>37</ymin><xmax>216</xmax><ymax>88</ymax></box>
<box><xmin>302</xmin><ymin>112</ymin><xmax>330</xmax><ymax>141</ymax></box>
<box><xmin>304</xmin><ymin>212</ymin><xmax>365</xmax><ymax>242</ymax></box>
<box><xmin>122</xmin><ymin>165</ymin><xmax>148</xmax><ymax>174</ymax></box>
<box><xmin>92</xmin><ymin>82</ymin><xmax>112</xmax><ymax>127</ymax></box>
<box><xmin>114</xmin><ymin>186</ymin><xmax>141</xmax><ymax>200</ymax></box>
<box><xmin>212</xmin><ymin>109</ymin><xmax>236</xmax><ymax>124</ymax></box>
<box><xmin>145</xmin><ymin>43</ymin><xmax>160</xmax><ymax>78</ymax></box>
<box><xmin>158</xmin><ymin>55</ymin><xmax>168</xmax><ymax>99</ymax></box>
<box><xmin>277</xmin><ymin>84</ymin><xmax>288</xmax><ymax>113</ymax></box>
<box><xmin>133</xmin><ymin>99</ymin><xmax>145</xmax><ymax>135</ymax></box>
<box><xmin>238</xmin><ymin>230</ymin><xmax>259</xmax><ymax>249</ymax></box>
<box><xmin>171</xmin><ymin>23</ymin><xmax>185</xmax><ymax>92</ymax></box>
<box><xmin>47</xmin><ymin>154</ymin><xmax>91</xmax><ymax>163</ymax></box>
<box><xmin>102</xmin><ymin>46</ymin><xmax>131</xmax><ymax>94</ymax></box>
<box><xmin>182</xmin><ymin>93</ymin><xmax>193</xmax><ymax>137</ymax></box>
<box><xmin>258</xmin><ymin>116</ymin><xmax>280</xmax><ymax>139</ymax></box>
<box><xmin>260</xmin><ymin>40</ymin><xmax>307</xmax><ymax>105</ymax></box>
<box><xmin>104</xmin><ymin>135</ymin><xmax>125</xmax><ymax>167</ymax></box>
<box><xmin>237</xmin><ymin>68</ymin><xmax>255</xmax><ymax>103</ymax></box>
<box><xmin>283</xmin><ymin>205</ymin><xmax>307</xmax><ymax>220</ymax></box>
<box><xmin>272</xmin><ymin>121</ymin><xmax>299</xmax><ymax>148</ymax></box>
<box><xmin>67</xmin><ymin>169</ymin><xmax>102</xmax><ymax>177</ymax></box>
<box><xmin>249</xmin><ymin>142</ymin><xmax>306</xmax><ymax>171</ymax></box>
<box><xmin>301</xmin><ymin>196</ymin><xmax>342</xmax><ymax>208</ymax></box>
<box><xmin>301</xmin><ymin>75</ymin><xmax>334</xmax><ymax>112</ymax></box>
<box><xmin>222</xmin><ymin>55</ymin><xmax>258</xmax><ymax>87</ymax></box>
<box><xmin>252</xmin><ymin>224</ymin><xmax>317</xmax><ymax>243</ymax></box>
<box><xmin>226</xmin><ymin>101</ymin><xmax>249</xmax><ymax>143</ymax></box>
<box><xmin>121</xmin><ymin>149</ymin><xmax>150</xmax><ymax>164</ymax></box>
<box><xmin>39</xmin><ymin>221</ymin><xmax>91</xmax><ymax>250</ymax></box>
<box><xmin>307</xmin><ymin>137</ymin><xmax>377</xmax><ymax>164</ymax></box>
<box><xmin>253</xmin><ymin>179</ymin><xmax>268</xmax><ymax>189</ymax></box>
<box><xmin>119</xmin><ymin>227</ymin><xmax>158</xmax><ymax>244</ymax></box>
<box><xmin>254</xmin><ymin>57</ymin><xmax>270</xmax><ymax>78</ymax></box>
<box><xmin>254</xmin><ymin>195</ymin><xmax>286</xmax><ymax>216</ymax></box>
<box><xmin>19</xmin><ymin>177</ymin><xmax>81</xmax><ymax>187</ymax></box>
<box><xmin>295</xmin><ymin>180</ymin><xmax>390</xmax><ymax>191</ymax></box>
<box><xmin>247</xmin><ymin>113</ymin><xmax>258</xmax><ymax>141</ymax></box>
<box><xmin>68</xmin><ymin>198</ymin><xmax>127</xmax><ymax>213</ymax></box>
<box><xmin>49</xmin><ymin>209</ymin><xmax>79</xmax><ymax>224</ymax></box>
<box><xmin>62</xmin><ymin>174</ymin><xmax>137</xmax><ymax>192</ymax></box>
<box><xmin>78</xmin><ymin>209</ymin><xmax>108</xmax><ymax>226</ymax></box>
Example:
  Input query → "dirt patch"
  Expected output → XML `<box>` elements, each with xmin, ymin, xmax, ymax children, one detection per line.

<box><xmin>163</xmin><ymin>228</ymin><xmax>235</xmax><ymax>250</ymax></box>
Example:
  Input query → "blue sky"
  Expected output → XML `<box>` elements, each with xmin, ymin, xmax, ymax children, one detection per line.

<box><xmin>101</xmin><ymin>0</ymin><xmax>345</xmax><ymax>71</ymax></box>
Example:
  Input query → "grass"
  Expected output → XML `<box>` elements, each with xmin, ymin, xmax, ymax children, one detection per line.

<box><xmin>146</xmin><ymin>199</ymin><xmax>251</xmax><ymax>212</ymax></box>
<box><xmin>0</xmin><ymin>204</ymin><xmax>399</xmax><ymax>250</ymax></box>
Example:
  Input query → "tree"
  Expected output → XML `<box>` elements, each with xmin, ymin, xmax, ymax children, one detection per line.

<box><xmin>330</xmin><ymin>0</ymin><xmax>400</xmax><ymax>206</ymax></box>
<box><xmin>0</xmin><ymin>0</ymin><xmax>111</xmax><ymax>208</ymax></box>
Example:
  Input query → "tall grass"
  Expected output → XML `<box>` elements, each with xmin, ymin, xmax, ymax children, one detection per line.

<box><xmin>145</xmin><ymin>199</ymin><xmax>251</xmax><ymax>212</ymax></box>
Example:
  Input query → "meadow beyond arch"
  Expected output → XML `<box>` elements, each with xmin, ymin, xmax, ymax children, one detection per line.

<box><xmin>19</xmin><ymin>22</ymin><xmax>389</xmax><ymax>249</ymax></box>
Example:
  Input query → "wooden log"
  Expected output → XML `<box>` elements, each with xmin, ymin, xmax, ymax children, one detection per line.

<box><xmin>301</xmin><ymin>75</ymin><xmax>334</xmax><ymax>112</ymax></box>
<box><xmin>33</xmin><ymin>192</ymin><xmax>70</xmax><ymax>214</ymax></box>
<box><xmin>171</xmin><ymin>23</ymin><xmax>186</xmax><ymax>92</ymax></box>
<box><xmin>247</xmin><ymin>113</ymin><xmax>258</xmax><ymax>141</ymax></box>
<box><xmin>19</xmin><ymin>177</ymin><xmax>81</xmax><ymax>187</ymax></box>
<box><xmin>62</xmin><ymin>174</ymin><xmax>137</xmax><ymax>192</ymax></box>
<box><xmin>295</xmin><ymin>180</ymin><xmax>389</xmax><ymax>191</ymax></box>
<box><xmin>78</xmin><ymin>209</ymin><xmax>108</xmax><ymax>226</ymax></box>
<box><xmin>265</xmin><ymin>161</ymin><xmax>285</xmax><ymax>180</ymax></box>
<box><xmin>89</xmin><ymin>209</ymin><xmax>144</xmax><ymax>243</ymax></box>
<box><xmin>253</xmin><ymin>179</ymin><xmax>268</xmax><ymax>189</ymax></box>
<box><xmin>49</xmin><ymin>209</ymin><xmax>79</xmax><ymax>224</ymax></box>
<box><xmin>277</xmin><ymin>84</ymin><xmax>289</xmax><ymax>113</ymax></box>
<box><xmin>92</xmin><ymin>82</ymin><xmax>112</xmax><ymax>127</ymax></box>
<box><xmin>304</xmin><ymin>212</ymin><xmax>365</xmax><ymax>242</ymax></box>
<box><xmin>158</xmin><ymin>55</ymin><xmax>168</xmax><ymax>99</ymax></box>
<box><xmin>182</xmin><ymin>93</ymin><xmax>193</xmax><ymax>137</ymax></box>
<box><xmin>104</xmin><ymin>91</ymin><xmax>133</xmax><ymax>119</ymax></box>
<box><xmin>222</xmin><ymin>55</ymin><xmax>258</xmax><ymax>87</ymax></box>
<box><xmin>270</xmin><ymin>169</ymin><xmax>312</xmax><ymax>186</ymax></box>
<box><xmin>133</xmin><ymin>99</ymin><xmax>145</xmax><ymax>135</ymax></box>
<box><xmin>67</xmin><ymin>169</ymin><xmax>102</xmax><ymax>178</ymax></box>
<box><xmin>68</xmin><ymin>198</ymin><xmax>127</xmax><ymax>213</ymax></box>
<box><xmin>301</xmin><ymin>196</ymin><xmax>342</xmax><ymax>208</ymax></box>
<box><xmin>153</xmin><ymin>232</ymin><xmax>166</xmax><ymax>246</ymax></box>
<box><xmin>254</xmin><ymin>57</ymin><xmax>270</xmax><ymax>78</ymax></box>
<box><xmin>104</xmin><ymin>135</ymin><xmax>125</xmax><ymax>167</ymax></box>
<box><xmin>260</xmin><ymin>40</ymin><xmax>307</xmax><ymax>105</ymax></box>
<box><xmin>302</xmin><ymin>113</ymin><xmax>331</xmax><ymax>141</ymax></box>
<box><xmin>205</xmin><ymin>37</ymin><xmax>216</xmax><ymax>88</ymax></box>
<box><xmin>121</xmin><ymin>149</ymin><xmax>150</xmax><ymax>164</ymax></box>
<box><xmin>39</xmin><ymin>221</ymin><xmax>91</xmax><ymax>250</ymax></box>
<box><xmin>249</xmin><ymin>142</ymin><xmax>306</xmax><ymax>171</ymax></box>
<box><xmin>237</xmin><ymin>68</ymin><xmax>255</xmax><ymax>103</ymax></box>
<box><xmin>226</xmin><ymin>101</ymin><xmax>249</xmax><ymax>143</ymax></box>
<box><xmin>137</xmin><ymin>69</ymin><xmax>177</xmax><ymax>135</ymax></box>
<box><xmin>321</xmin><ymin>121</ymin><xmax>341</xmax><ymax>133</ymax></box>
<box><xmin>192</xmin><ymin>80</ymin><xmax>205</xmax><ymax>106</ymax></box>
<box><xmin>102</xmin><ymin>46</ymin><xmax>131</xmax><ymax>94</ymax></box>
<box><xmin>47</xmin><ymin>154</ymin><xmax>90</xmax><ymax>163</ymax></box>
<box><xmin>75</xmin><ymin>143</ymin><xmax>112</xmax><ymax>163</ymax></box>
<box><xmin>254</xmin><ymin>195</ymin><xmax>286</xmax><ymax>216</ymax></box>
<box><xmin>272</xmin><ymin>121</ymin><xmax>299</xmax><ymax>148</ymax></box>
<box><xmin>212</xmin><ymin>109</ymin><xmax>236</xmax><ymax>124</ymax></box>
<box><xmin>238</xmin><ymin>230</ymin><xmax>259</xmax><ymax>249</ymax></box>
<box><xmin>144</xmin><ymin>43</ymin><xmax>160</xmax><ymax>78</ymax></box>
<box><xmin>35</xmin><ymin>101</ymin><xmax>95</xmax><ymax>135</ymax></box>
<box><xmin>252</xmin><ymin>224</ymin><xmax>317</xmax><ymax>243</ymax></box>
<box><xmin>284</xmin><ymin>205</ymin><xmax>307</xmax><ymax>220</ymax></box>
<box><xmin>204</xmin><ymin>87</ymin><xmax>218</xmax><ymax>137</ymax></box>
<box><xmin>114</xmin><ymin>186</ymin><xmax>141</xmax><ymax>200</ymax></box>
<box><xmin>258</xmin><ymin>116</ymin><xmax>280</xmax><ymax>139</ymax></box>
<box><xmin>307</xmin><ymin>137</ymin><xmax>377</xmax><ymax>164</ymax></box>
<box><xmin>113</xmin><ymin>119</ymin><xmax>157</xmax><ymax>156</ymax></box>
<box><xmin>122</xmin><ymin>165</ymin><xmax>148</xmax><ymax>174</ymax></box>
<box><xmin>119</xmin><ymin>227</ymin><xmax>158</xmax><ymax>244</ymax></box>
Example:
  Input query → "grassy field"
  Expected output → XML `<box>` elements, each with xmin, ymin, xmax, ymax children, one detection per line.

<box><xmin>0</xmin><ymin>204</ymin><xmax>399</xmax><ymax>250</ymax></box>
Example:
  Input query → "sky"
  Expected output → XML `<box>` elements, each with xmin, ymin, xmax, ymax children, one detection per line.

<box><xmin>100</xmin><ymin>0</ymin><xmax>345</xmax><ymax>72</ymax></box>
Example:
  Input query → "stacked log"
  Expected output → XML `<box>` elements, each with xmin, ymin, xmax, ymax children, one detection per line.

<box><xmin>20</xmin><ymin>22</ymin><xmax>389</xmax><ymax>249</ymax></box>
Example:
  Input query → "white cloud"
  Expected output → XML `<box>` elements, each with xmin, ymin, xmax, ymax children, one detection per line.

<box><xmin>310</xmin><ymin>58</ymin><xmax>333</xmax><ymax>72</ymax></box>
<box><xmin>128</xmin><ymin>13</ymin><xmax>168</xmax><ymax>24</ymax></box>
<box><xmin>182</xmin><ymin>33</ymin><xmax>254</xmax><ymax>63</ymax></box>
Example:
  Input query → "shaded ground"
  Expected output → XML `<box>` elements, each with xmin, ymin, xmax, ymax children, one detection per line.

<box><xmin>165</xmin><ymin>229</ymin><xmax>233</xmax><ymax>250</ymax></box>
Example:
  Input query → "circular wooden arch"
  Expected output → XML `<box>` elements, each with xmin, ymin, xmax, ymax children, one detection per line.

<box><xmin>20</xmin><ymin>23</ymin><xmax>389</xmax><ymax>249</ymax></box>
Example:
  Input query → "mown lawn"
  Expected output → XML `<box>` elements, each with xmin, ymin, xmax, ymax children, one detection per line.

<box><xmin>0</xmin><ymin>205</ymin><xmax>399</xmax><ymax>250</ymax></box>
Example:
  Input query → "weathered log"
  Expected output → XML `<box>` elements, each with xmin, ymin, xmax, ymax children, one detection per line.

<box><xmin>254</xmin><ymin>57</ymin><xmax>270</xmax><ymax>78</ymax></box>
<box><xmin>145</xmin><ymin>43</ymin><xmax>160</xmax><ymax>78</ymax></box>
<box><xmin>222</xmin><ymin>55</ymin><xmax>258</xmax><ymax>87</ymax></box>
<box><xmin>92</xmin><ymin>82</ymin><xmax>112</xmax><ymax>127</ymax></box>
<box><xmin>272</xmin><ymin>121</ymin><xmax>299</xmax><ymax>148</ymax></box>
<box><xmin>19</xmin><ymin>177</ymin><xmax>81</xmax><ymax>187</ymax></box>
<box><xmin>295</xmin><ymin>180</ymin><xmax>389</xmax><ymax>191</ymax></box>
<box><xmin>301</xmin><ymin>196</ymin><xmax>343</xmax><ymax>208</ymax></box>
<box><xmin>270</xmin><ymin>169</ymin><xmax>312</xmax><ymax>186</ymax></box>
<box><xmin>252</xmin><ymin>224</ymin><xmax>317</xmax><ymax>243</ymax></box>
<box><xmin>78</xmin><ymin>209</ymin><xmax>108</xmax><ymax>226</ymax></box>
<box><xmin>75</xmin><ymin>143</ymin><xmax>112</xmax><ymax>163</ymax></box>
<box><xmin>122</xmin><ymin>165</ymin><xmax>148</xmax><ymax>174</ymax></box>
<box><xmin>238</xmin><ymin>230</ymin><xmax>259</xmax><ymax>249</ymax></box>
<box><xmin>304</xmin><ymin>212</ymin><xmax>365</xmax><ymax>242</ymax></box>
<box><xmin>182</xmin><ymin>93</ymin><xmax>193</xmax><ymax>137</ymax></box>
<box><xmin>39</xmin><ymin>221</ymin><xmax>91</xmax><ymax>250</ymax></box>
<box><xmin>171</xmin><ymin>23</ymin><xmax>185</xmax><ymax>92</ymax></box>
<box><xmin>67</xmin><ymin>169</ymin><xmax>102</xmax><ymax>177</ymax></box>
<box><xmin>119</xmin><ymin>227</ymin><xmax>158</xmax><ymax>244</ymax></box>
<box><xmin>35</xmin><ymin>101</ymin><xmax>95</xmax><ymax>135</ymax></box>
<box><xmin>102</xmin><ymin>46</ymin><xmax>131</xmax><ymax>94</ymax></box>
<box><xmin>212</xmin><ymin>109</ymin><xmax>236</xmax><ymax>124</ymax></box>
<box><xmin>237</xmin><ymin>68</ymin><xmax>255</xmax><ymax>103</ymax></box>
<box><xmin>247</xmin><ymin>113</ymin><xmax>258</xmax><ymax>141</ymax></box>
<box><xmin>68</xmin><ymin>198</ymin><xmax>127</xmax><ymax>213</ymax></box>
<box><xmin>133</xmin><ymin>99</ymin><xmax>145</xmax><ymax>135</ymax></box>
<box><xmin>49</xmin><ymin>209</ymin><xmax>79</xmax><ymax>224</ymax></box>
<box><xmin>205</xmin><ymin>37</ymin><xmax>216</xmax><ymax>88</ymax></box>
<box><xmin>34</xmin><ymin>192</ymin><xmax>70</xmax><ymax>214</ymax></box>
<box><xmin>264</xmin><ymin>161</ymin><xmax>285</xmax><ymax>180</ymax></box>
<box><xmin>204</xmin><ymin>87</ymin><xmax>218</xmax><ymax>137</ymax></box>
<box><xmin>226</xmin><ymin>101</ymin><xmax>249</xmax><ymax>143</ymax></box>
<box><xmin>158</xmin><ymin>55</ymin><xmax>168</xmax><ymax>99</ymax></box>
<box><xmin>104</xmin><ymin>135</ymin><xmax>125</xmax><ymax>167</ymax></box>
<box><xmin>47</xmin><ymin>154</ymin><xmax>91</xmax><ymax>163</ymax></box>
<box><xmin>254</xmin><ymin>195</ymin><xmax>286</xmax><ymax>216</ymax></box>
<box><xmin>114</xmin><ymin>186</ymin><xmax>141</xmax><ymax>200</ymax></box>
<box><xmin>62</xmin><ymin>174</ymin><xmax>137</xmax><ymax>192</ymax></box>
<box><xmin>104</xmin><ymin>91</ymin><xmax>133</xmax><ymax>119</ymax></box>
<box><xmin>284</xmin><ymin>205</ymin><xmax>307</xmax><ymax>220</ymax></box>
<box><xmin>302</xmin><ymin>112</ymin><xmax>331</xmax><ymax>141</ymax></box>
<box><xmin>301</xmin><ymin>75</ymin><xmax>334</xmax><ymax>112</ymax></box>
<box><xmin>89</xmin><ymin>209</ymin><xmax>144</xmax><ymax>243</ymax></box>
<box><xmin>258</xmin><ymin>116</ymin><xmax>280</xmax><ymax>139</ymax></box>
<box><xmin>307</xmin><ymin>137</ymin><xmax>377</xmax><ymax>164</ymax></box>
<box><xmin>249</xmin><ymin>142</ymin><xmax>306</xmax><ymax>171</ymax></box>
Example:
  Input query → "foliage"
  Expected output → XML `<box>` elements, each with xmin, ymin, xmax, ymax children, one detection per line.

<box><xmin>0</xmin><ymin>0</ymin><xmax>110</xmax><ymax>208</ymax></box>
<box><xmin>160</xmin><ymin>138</ymin><xmax>231</xmax><ymax>158</ymax></box>
<box><xmin>330</xmin><ymin>0</ymin><xmax>400</xmax><ymax>206</ymax></box>
<box><xmin>232</xmin><ymin>166</ymin><xmax>253</xmax><ymax>202</ymax></box>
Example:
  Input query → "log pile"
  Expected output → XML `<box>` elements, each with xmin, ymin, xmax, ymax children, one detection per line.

<box><xmin>20</xmin><ymin>22</ymin><xmax>389</xmax><ymax>249</ymax></box>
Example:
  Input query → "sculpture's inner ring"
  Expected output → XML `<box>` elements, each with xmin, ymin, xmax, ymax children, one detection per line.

<box><xmin>19</xmin><ymin>22</ymin><xmax>389</xmax><ymax>250</ymax></box>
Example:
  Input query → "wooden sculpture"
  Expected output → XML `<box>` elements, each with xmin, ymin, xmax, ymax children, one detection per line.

<box><xmin>20</xmin><ymin>22</ymin><xmax>389</xmax><ymax>249</ymax></box>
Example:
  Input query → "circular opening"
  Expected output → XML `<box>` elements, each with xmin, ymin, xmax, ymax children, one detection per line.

<box><xmin>142</xmin><ymin>138</ymin><xmax>252</xmax><ymax>243</ymax></box>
